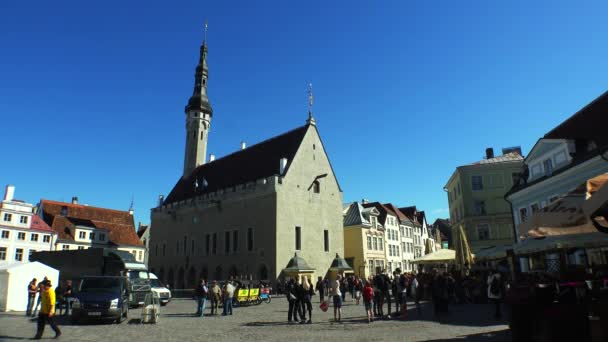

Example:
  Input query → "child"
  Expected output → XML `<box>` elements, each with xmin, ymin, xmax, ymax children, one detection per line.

<box><xmin>363</xmin><ymin>280</ymin><xmax>374</xmax><ymax>323</ymax></box>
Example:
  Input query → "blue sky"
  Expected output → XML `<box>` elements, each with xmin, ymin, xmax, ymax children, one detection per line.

<box><xmin>1</xmin><ymin>1</ymin><xmax>606</xmax><ymax>226</ymax></box>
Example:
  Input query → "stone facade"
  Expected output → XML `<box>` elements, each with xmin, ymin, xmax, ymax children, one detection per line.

<box><xmin>150</xmin><ymin>125</ymin><xmax>343</xmax><ymax>288</ymax></box>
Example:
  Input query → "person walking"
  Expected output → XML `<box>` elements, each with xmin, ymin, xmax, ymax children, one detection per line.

<box><xmin>301</xmin><ymin>276</ymin><xmax>313</xmax><ymax>324</ymax></box>
<box><xmin>340</xmin><ymin>276</ymin><xmax>347</xmax><ymax>303</ymax></box>
<box><xmin>27</xmin><ymin>278</ymin><xmax>37</xmax><ymax>316</ymax></box>
<box><xmin>373</xmin><ymin>273</ymin><xmax>384</xmax><ymax>318</ymax></box>
<box><xmin>222</xmin><ymin>281</ymin><xmax>235</xmax><ymax>316</ymax></box>
<box><xmin>331</xmin><ymin>275</ymin><xmax>343</xmax><ymax>322</ymax></box>
<box><xmin>315</xmin><ymin>276</ymin><xmax>325</xmax><ymax>303</ymax></box>
<box><xmin>382</xmin><ymin>270</ymin><xmax>392</xmax><ymax>319</ymax></box>
<box><xmin>363</xmin><ymin>280</ymin><xmax>374</xmax><ymax>323</ymax></box>
<box><xmin>195</xmin><ymin>279</ymin><xmax>208</xmax><ymax>317</ymax></box>
<box><xmin>487</xmin><ymin>270</ymin><xmax>503</xmax><ymax>319</ymax></box>
<box><xmin>33</xmin><ymin>280</ymin><xmax>61</xmax><ymax>340</ymax></box>
<box><xmin>31</xmin><ymin>276</ymin><xmax>47</xmax><ymax>316</ymax></box>
<box><xmin>209</xmin><ymin>280</ymin><xmax>221</xmax><ymax>315</ymax></box>
<box><xmin>63</xmin><ymin>280</ymin><xmax>73</xmax><ymax>316</ymax></box>
<box><xmin>294</xmin><ymin>277</ymin><xmax>306</xmax><ymax>323</ymax></box>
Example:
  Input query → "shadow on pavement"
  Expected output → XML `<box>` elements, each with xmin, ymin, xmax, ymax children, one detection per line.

<box><xmin>243</xmin><ymin>321</ymin><xmax>295</xmax><ymax>327</ymax></box>
<box><xmin>424</xmin><ymin>329</ymin><xmax>512</xmax><ymax>341</ymax></box>
<box><xmin>401</xmin><ymin>302</ymin><xmax>509</xmax><ymax>328</ymax></box>
<box><xmin>0</xmin><ymin>336</ymin><xmax>30</xmax><ymax>341</ymax></box>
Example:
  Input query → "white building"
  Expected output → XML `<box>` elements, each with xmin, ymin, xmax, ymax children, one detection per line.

<box><xmin>0</xmin><ymin>185</ymin><xmax>56</xmax><ymax>266</ymax></box>
<box><xmin>362</xmin><ymin>202</ymin><xmax>404</xmax><ymax>274</ymax></box>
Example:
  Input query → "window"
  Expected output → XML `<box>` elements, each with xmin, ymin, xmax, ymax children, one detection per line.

<box><xmin>472</xmin><ymin>176</ymin><xmax>483</xmax><ymax>190</ymax></box>
<box><xmin>396</xmin><ymin>245</ymin><xmax>400</xmax><ymax>256</ymax></box>
<box><xmin>43</xmin><ymin>235</ymin><xmax>50</xmax><ymax>243</ymax></box>
<box><xmin>233</xmin><ymin>231</ymin><xmax>238</xmax><ymax>252</ymax></box>
<box><xmin>15</xmin><ymin>248</ymin><xmax>23</xmax><ymax>261</ymax></box>
<box><xmin>212</xmin><ymin>233</ymin><xmax>218</xmax><ymax>255</ymax></box>
<box><xmin>247</xmin><ymin>228</ymin><xmax>254</xmax><ymax>251</ymax></box>
<box><xmin>379</xmin><ymin>238</ymin><xmax>383</xmax><ymax>251</ymax></box>
<box><xmin>20</xmin><ymin>216</ymin><xmax>28</xmax><ymax>224</ymax></box>
<box><xmin>474</xmin><ymin>200</ymin><xmax>486</xmax><ymax>215</ymax></box>
<box><xmin>132</xmin><ymin>250</ymin><xmax>136</xmax><ymax>257</ymax></box>
<box><xmin>3</xmin><ymin>213</ymin><xmax>12</xmax><ymax>222</ymax></box>
<box><xmin>162</xmin><ymin>243</ymin><xmax>166</xmax><ymax>256</ymax></box>
<box><xmin>371</xmin><ymin>216</ymin><xmax>377</xmax><ymax>228</ymax></box>
<box><xmin>531</xmin><ymin>203</ymin><xmax>540</xmax><ymax>214</ymax></box>
<box><xmin>543</xmin><ymin>159</ymin><xmax>553</xmax><ymax>176</ymax></box>
<box><xmin>191</xmin><ymin>239</ymin><xmax>195</xmax><ymax>254</ymax></box>
<box><xmin>295</xmin><ymin>226</ymin><xmax>301</xmax><ymax>250</ymax></box>
<box><xmin>30</xmin><ymin>233</ymin><xmax>39</xmax><ymax>242</ymax></box>
<box><xmin>225</xmin><ymin>231</ymin><xmax>231</xmax><ymax>253</ymax></box>
<box><xmin>205</xmin><ymin>234</ymin><xmax>210</xmax><ymax>255</ymax></box>
<box><xmin>1</xmin><ymin>230</ymin><xmax>9</xmax><ymax>239</ymax></box>
<box><xmin>78</xmin><ymin>246</ymin><xmax>85</xmax><ymax>250</ymax></box>
<box><xmin>176</xmin><ymin>240</ymin><xmax>179</xmax><ymax>254</ymax></box>
<box><xmin>367</xmin><ymin>236</ymin><xmax>372</xmax><ymax>250</ymax></box>
<box><xmin>79</xmin><ymin>231</ymin><xmax>86</xmax><ymax>239</ymax></box>
<box><xmin>138</xmin><ymin>251</ymin><xmax>143</xmax><ymax>260</ymax></box>
<box><xmin>155</xmin><ymin>244</ymin><xmax>158</xmax><ymax>256</ymax></box>
<box><xmin>90</xmin><ymin>232</ymin><xmax>95</xmax><ymax>240</ymax></box>
<box><xmin>0</xmin><ymin>247</ymin><xmax>6</xmax><ymax>260</ymax></box>
<box><xmin>324</xmin><ymin>229</ymin><xmax>329</xmax><ymax>252</ymax></box>
<box><xmin>477</xmin><ymin>224</ymin><xmax>490</xmax><ymax>240</ymax></box>
<box><xmin>389</xmin><ymin>245</ymin><xmax>393</xmax><ymax>257</ymax></box>
<box><xmin>184</xmin><ymin>236</ymin><xmax>187</xmax><ymax>255</ymax></box>
<box><xmin>18</xmin><ymin>232</ymin><xmax>26</xmax><ymax>240</ymax></box>
<box><xmin>99</xmin><ymin>233</ymin><xmax>106</xmax><ymax>241</ymax></box>
<box><xmin>313</xmin><ymin>181</ymin><xmax>320</xmax><ymax>194</ymax></box>
<box><xmin>373</xmin><ymin>237</ymin><xmax>378</xmax><ymax>250</ymax></box>
<box><xmin>61</xmin><ymin>244</ymin><xmax>69</xmax><ymax>251</ymax></box>
<box><xmin>519</xmin><ymin>207</ymin><xmax>528</xmax><ymax>223</ymax></box>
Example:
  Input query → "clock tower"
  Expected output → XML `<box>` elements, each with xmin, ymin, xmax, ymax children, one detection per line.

<box><xmin>183</xmin><ymin>23</ymin><xmax>213</xmax><ymax>177</ymax></box>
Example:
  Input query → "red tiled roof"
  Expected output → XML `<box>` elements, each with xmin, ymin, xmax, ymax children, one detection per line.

<box><xmin>40</xmin><ymin>199</ymin><xmax>142</xmax><ymax>247</ymax></box>
<box><xmin>30</xmin><ymin>215</ymin><xmax>54</xmax><ymax>232</ymax></box>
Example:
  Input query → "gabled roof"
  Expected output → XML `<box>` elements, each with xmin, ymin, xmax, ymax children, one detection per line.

<box><xmin>362</xmin><ymin>202</ymin><xmax>390</xmax><ymax>225</ymax></box>
<box><xmin>165</xmin><ymin>124</ymin><xmax>310</xmax><ymax>204</ymax></box>
<box><xmin>30</xmin><ymin>215</ymin><xmax>54</xmax><ymax>233</ymax></box>
<box><xmin>39</xmin><ymin>200</ymin><xmax>142</xmax><ymax>247</ymax></box>
<box><xmin>137</xmin><ymin>225</ymin><xmax>149</xmax><ymax>238</ymax></box>
<box><xmin>343</xmin><ymin>202</ymin><xmax>378</xmax><ymax>227</ymax></box>
<box><xmin>544</xmin><ymin>91</ymin><xmax>608</xmax><ymax>147</ymax></box>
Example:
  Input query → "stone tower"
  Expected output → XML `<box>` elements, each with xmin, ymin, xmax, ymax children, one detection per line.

<box><xmin>183</xmin><ymin>25</ymin><xmax>213</xmax><ymax>177</ymax></box>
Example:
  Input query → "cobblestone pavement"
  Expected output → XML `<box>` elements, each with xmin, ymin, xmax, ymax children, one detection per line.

<box><xmin>0</xmin><ymin>297</ymin><xmax>510</xmax><ymax>341</ymax></box>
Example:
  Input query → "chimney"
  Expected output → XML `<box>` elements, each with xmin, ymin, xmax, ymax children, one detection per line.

<box><xmin>71</xmin><ymin>196</ymin><xmax>78</xmax><ymax>204</ymax></box>
<box><xmin>4</xmin><ymin>185</ymin><xmax>15</xmax><ymax>201</ymax></box>
<box><xmin>209</xmin><ymin>154</ymin><xmax>215</xmax><ymax>162</ymax></box>
<box><xmin>362</xmin><ymin>198</ymin><xmax>369</xmax><ymax>204</ymax></box>
<box><xmin>128</xmin><ymin>208</ymin><xmax>134</xmax><ymax>215</ymax></box>
<box><xmin>240</xmin><ymin>141</ymin><xmax>246</xmax><ymax>150</ymax></box>
<box><xmin>279</xmin><ymin>158</ymin><xmax>288</xmax><ymax>175</ymax></box>
<box><xmin>158</xmin><ymin>195</ymin><xmax>164</xmax><ymax>207</ymax></box>
<box><xmin>485</xmin><ymin>147</ymin><xmax>494</xmax><ymax>159</ymax></box>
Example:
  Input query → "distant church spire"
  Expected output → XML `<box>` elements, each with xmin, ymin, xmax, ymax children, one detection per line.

<box><xmin>307</xmin><ymin>82</ymin><xmax>316</xmax><ymax>125</ymax></box>
<box><xmin>183</xmin><ymin>20</ymin><xmax>213</xmax><ymax>177</ymax></box>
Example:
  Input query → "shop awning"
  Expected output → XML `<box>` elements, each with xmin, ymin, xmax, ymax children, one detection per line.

<box><xmin>513</xmin><ymin>232</ymin><xmax>608</xmax><ymax>255</ymax></box>
<box><xmin>413</xmin><ymin>249</ymin><xmax>456</xmax><ymax>264</ymax></box>
<box><xmin>474</xmin><ymin>245</ymin><xmax>510</xmax><ymax>261</ymax></box>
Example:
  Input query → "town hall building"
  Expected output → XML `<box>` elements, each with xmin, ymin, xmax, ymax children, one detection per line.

<box><xmin>149</xmin><ymin>29</ymin><xmax>344</xmax><ymax>288</ymax></box>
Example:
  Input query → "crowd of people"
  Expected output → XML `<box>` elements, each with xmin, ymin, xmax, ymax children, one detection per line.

<box><xmin>277</xmin><ymin>267</ymin><xmax>506</xmax><ymax>324</ymax></box>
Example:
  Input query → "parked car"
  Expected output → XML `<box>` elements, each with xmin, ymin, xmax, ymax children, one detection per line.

<box><xmin>71</xmin><ymin>276</ymin><xmax>129</xmax><ymax>324</ymax></box>
<box><xmin>148</xmin><ymin>273</ymin><xmax>171</xmax><ymax>306</ymax></box>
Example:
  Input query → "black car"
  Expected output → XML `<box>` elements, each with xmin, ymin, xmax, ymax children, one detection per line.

<box><xmin>71</xmin><ymin>276</ymin><xmax>129</xmax><ymax>324</ymax></box>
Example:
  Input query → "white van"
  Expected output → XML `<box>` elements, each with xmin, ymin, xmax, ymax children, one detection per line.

<box><xmin>149</xmin><ymin>273</ymin><xmax>172</xmax><ymax>305</ymax></box>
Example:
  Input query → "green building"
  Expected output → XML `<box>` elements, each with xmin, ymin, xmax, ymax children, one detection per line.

<box><xmin>444</xmin><ymin>148</ymin><xmax>523</xmax><ymax>252</ymax></box>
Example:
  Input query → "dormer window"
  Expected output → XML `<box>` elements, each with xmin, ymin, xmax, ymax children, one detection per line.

<box><xmin>60</xmin><ymin>206</ymin><xmax>68</xmax><ymax>216</ymax></box>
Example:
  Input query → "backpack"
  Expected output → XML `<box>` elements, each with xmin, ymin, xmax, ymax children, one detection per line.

<box><xmin>490</xmin><ymin>275</ymin><xmax>501</xmax><ymax>296</ymax></box>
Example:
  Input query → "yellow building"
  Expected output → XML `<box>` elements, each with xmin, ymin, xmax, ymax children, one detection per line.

<box><xmin>343</xmin><ymin>202</ymin><xmax>385</xmax><ymax>279</ymax></box>
<box><xmin>444</xmin><ymin>148</ymin><xmax>523</xmax><ymax>252</ymax></box>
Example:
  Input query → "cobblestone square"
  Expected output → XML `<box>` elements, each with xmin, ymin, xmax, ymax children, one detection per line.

<box><xmin>0</xmin><ymin>297</ymin><xmax>510</xmax><ymax>341</ymax></box>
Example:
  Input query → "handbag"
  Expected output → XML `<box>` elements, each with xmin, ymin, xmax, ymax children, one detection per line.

<box><xmin>319</xmin><ymin>301</ymin><xmax>329</xmax><ymax>312</ymax></box>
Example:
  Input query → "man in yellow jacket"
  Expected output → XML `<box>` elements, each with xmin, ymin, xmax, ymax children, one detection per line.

<box><xmin>34</xmin><ymin>279</ymin><xmax>62</xmax><ymax>339</ymax></box>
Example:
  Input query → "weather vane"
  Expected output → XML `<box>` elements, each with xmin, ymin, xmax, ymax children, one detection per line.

<box><xmin>308</xmin><ymin>82</ymin><xmax>314</xmax><ymax>114</ymax></box>
<box><xmin>204</xmin><ymin>19</ymin><xmax>208</xmax><ymax>42</ymax></box>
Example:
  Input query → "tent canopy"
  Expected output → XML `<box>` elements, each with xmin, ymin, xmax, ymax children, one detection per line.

<box><xmin>413</xmin><ymin>249</ymin><xmax>456</xmax><ymax>264</ymax></box>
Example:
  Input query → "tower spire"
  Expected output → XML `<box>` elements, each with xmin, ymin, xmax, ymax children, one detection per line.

<box><xmin>307</xmin><ymin>82</ymin><xmax>316</xmax><ymax>125</ymax></box>
<box><xmin>183</xmin><ymin>21</ymin><xmax>214</xmax><ymax>177</ymax></box>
